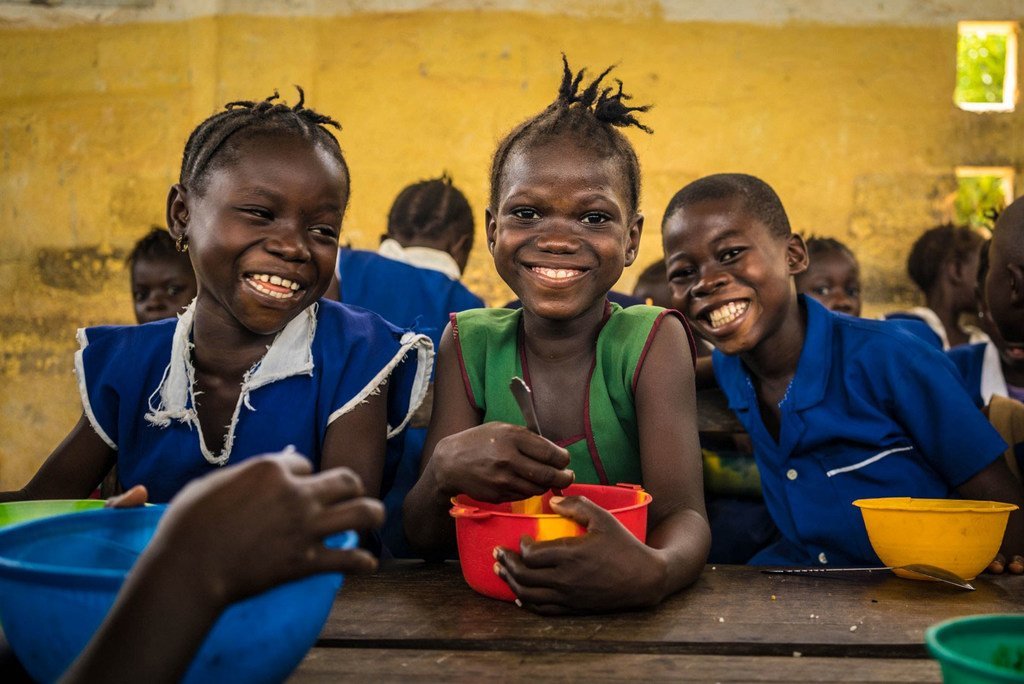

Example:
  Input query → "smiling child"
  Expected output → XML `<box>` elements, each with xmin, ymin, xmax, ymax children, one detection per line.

<box><xmin>404</xmin><ymin>57</ymin><xmax>710</xmax><ymax>612</ymax></box>
<box><xmin>662</xmin><ymin>173</ymin><xmax>1024</xmax><ymax>572</ymax></box>
<box><xmin>1</xmin><ymin>90</ymin><xmax>431</xmax><ymax>504</ymax></box>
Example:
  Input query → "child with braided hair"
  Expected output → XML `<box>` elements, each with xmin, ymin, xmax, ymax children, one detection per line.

<box><xmin>2</xmin><ymin>88</ymin><xmax>431</xmax><ymax>505</ymax></box>
<box><xmin>331</xmin><ymin>174</ymin><xmax>484</xmax><ymax>557</ymax></box>
<box><xmin>404</xmin><ymin>57</ymin><xmax>710</xmax><ymax>612</ymax></box>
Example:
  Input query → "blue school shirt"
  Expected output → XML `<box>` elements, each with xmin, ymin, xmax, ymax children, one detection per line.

<box><xmin>337</xmin><ymin>248</ymin><xmax>483</xmax><ymax>556</ymax></box>
<box><xmin>75</xmin><ymin>298</ymin><xmax>432</xmax><ymax>503</ymax></box>
<box><xmin>947</xmin><ymin>342</ymin><xmax>1009</xmax><ymax>408</ymax></box>
<box><xmin>337</xmin><ymin>249</ymin><xmax>484</xmax><ymax>350</ymax></box>
<box><xmin>713</xmin><ymin>295</ymin><xmax>1006</xmax><ymax>567</ymax></box>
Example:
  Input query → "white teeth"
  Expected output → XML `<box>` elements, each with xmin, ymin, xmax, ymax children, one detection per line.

<box><xmin>533</xmin><ymin>267</ymin><xmax>581</xmax><ymax>280</ymax></box>
<box><xmin>707</xmin><ymin>301</ymin><xmax>749</xmax><ymax>329</ymax></box>
<box><xmin>248</xmin><ymin>274</ymin><xmax>299</xmax><ymax>299</ymax></box>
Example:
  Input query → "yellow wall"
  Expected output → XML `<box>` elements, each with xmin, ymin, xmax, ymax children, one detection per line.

<box><xmin>2</xmin><ymin>8</ymin><xmax>1022</xmax><ymax>486</ymax></box>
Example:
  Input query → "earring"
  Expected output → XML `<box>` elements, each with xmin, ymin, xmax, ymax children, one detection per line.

<box><xmin>175</xmin><ymin>234</ymin><xmax>189</xmax><ymax>253</ymax></box>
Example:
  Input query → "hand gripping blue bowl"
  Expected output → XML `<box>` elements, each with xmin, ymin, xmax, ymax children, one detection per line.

<box><xmin>0</xmin><ymin>506</ymin><xmax>357</xmax><ymax>683</ymax></box>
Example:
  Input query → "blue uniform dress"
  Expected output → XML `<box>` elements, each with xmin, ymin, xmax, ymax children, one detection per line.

<box><xmin>338</xmin><ymin>249</ymin><xmax>484</xmax><ymax>350</ymax></box>
<box><xmin>337</xmin><ymin>249</ymin><xmax>483</xmax><ymax>556</ymax></box>
<box><xmin>75</xmin><ymin>298</ymin><xmax>432</xmax><ymax>504</ymax></box>
<box><xmin>713</xmin><ymin>295</ymin><xmax>1006</xmax><ymax>567</ymax></box>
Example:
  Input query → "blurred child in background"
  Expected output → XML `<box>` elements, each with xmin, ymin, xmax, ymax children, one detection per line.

<box><xmin>100</xmin><ymin>228</ymin><xmax>200</xmax><ymax>497</ymax></box>
<box><xmin>886</xmin><ymin>224</ymin><xmax>988</xmax><ymax>349</ymax></box>
<box><xmin>632</xmin><ymin>260</ymin><xmax>673</xmax><ymax>307</ymax></box>
<box><xmin>794</xmin><ymin>236</ymin><xmax>860</xmax><ymax>317</ymax></box>
<box><xmin>128</xmin><ymin>227</ymin><xmax>197</xmax><ymax>325</ymax></box>
<box><xmin>330</xmin><ymin>174</ymin><xmax>484</xmax><ymax>556</ymax></box>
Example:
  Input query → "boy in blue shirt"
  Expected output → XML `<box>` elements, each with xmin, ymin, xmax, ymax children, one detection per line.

<box><xmin>662</xmin><ymin>173</ymin><xmax>1023</xmax><ymax>572</ymax></box>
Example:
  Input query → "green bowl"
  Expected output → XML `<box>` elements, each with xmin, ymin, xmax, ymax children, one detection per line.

<box><xmin>926</xmin><ymin>615</ymin><xmax>1024</xmax><ymax>683</ymax></box>
<box><xmin>0</xmin><ymin>500</ymin><xmax>107</xmax><ymax>529</ymax></box>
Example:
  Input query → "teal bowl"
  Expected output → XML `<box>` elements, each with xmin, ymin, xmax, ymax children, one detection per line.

<box><xmin>925</xmin><ymin>614</ymin><xmax>1024</xmax><ymax>683</ymax></box>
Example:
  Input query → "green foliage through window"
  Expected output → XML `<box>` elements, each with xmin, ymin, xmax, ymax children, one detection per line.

<box><xmin>955</xmin><ymin>175</ymin><xmax>1007</xmax><ymax>230</ymax></box>
<box><xmin>956</xmin><ymin>29</ymin><xmax>1009</xmax><ymax>106</ymax></box>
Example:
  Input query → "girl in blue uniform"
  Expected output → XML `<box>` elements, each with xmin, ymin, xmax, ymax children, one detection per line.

<box><xmin>1</xmin><ymin>90</ymin><xmax>431</xmax><ymax>505</ymax></box>
<box><xmin>404</xmin><ymin>57</ymin><xmax>710</xmax><ymax>613</ymax></box>
<box><xmin>662</xmin><ymin>173</ymin><xmax>1024</xmax><ymax>573</ymax></box>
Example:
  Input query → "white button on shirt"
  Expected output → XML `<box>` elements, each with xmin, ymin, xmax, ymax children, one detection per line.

<box><xmin>786</xmin><ymin>469</ymin><xmax>798</xmax><ymax>480</ymax></box>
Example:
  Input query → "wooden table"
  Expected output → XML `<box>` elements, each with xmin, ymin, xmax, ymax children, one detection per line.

<box><xmin>292</xmin><ymin>561</ymin><xmax>1024</xmax><ymax>682</ymax></box>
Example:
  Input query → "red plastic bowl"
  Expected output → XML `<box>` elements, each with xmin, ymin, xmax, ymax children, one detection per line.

<box><xmin>450</xmin><ymin>483</ymin><xmax>652</xmax><ymax>601</ymax></box>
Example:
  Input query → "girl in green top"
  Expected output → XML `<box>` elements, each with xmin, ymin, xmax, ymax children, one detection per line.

<box><xmin>403</xmin><ymin>57</ymin><xmax>710</xmax><ymax>613</ymax></box>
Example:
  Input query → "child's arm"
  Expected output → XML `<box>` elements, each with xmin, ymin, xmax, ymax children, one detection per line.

<box><xmin>0</xmin><ymin>414</ymin><xmax>115</xmax><ymax>503</ymax></box>
<box><xmin>403</xmin><ymin>323</ymin><xmax>574</xmax><ymax>555</ymax></box>
<box><xmin>321</xmin><ymin>385</ymin><xmax>389</xmax><ymax>498</ymax></box>
<box><xmin>62</xmin><ymin>453</ymin><xmax>383</xmax><ymax>684</ymax></box>
<box><xmin>957</xmin><ymin>459</ymin><xmax>1024</xmax><ymax>574</ymax></box>
<box><xmin>496</xmin><ymin>316</ymin><xmax>711</xmax><ymax>613</ymax></box>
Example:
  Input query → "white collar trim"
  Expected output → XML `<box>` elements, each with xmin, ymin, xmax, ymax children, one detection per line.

<box><xmin>903</xmin><ymin>306</ymin><xmax>991</xmax><ymax>350</ymax></box>
<box><xmin>144</xmin><ymin>300</ymin><xmax>317</xmax><ymax>466</ymax></box>
<box><xmin>980</xmin><ymin>340</ymin><xmax>1009</xmax><ymax>405</ymax></box>
<box><xmin>378</xmin><ymin>238</ymin><xmax>461</xmax><ymax>281</ymax></box>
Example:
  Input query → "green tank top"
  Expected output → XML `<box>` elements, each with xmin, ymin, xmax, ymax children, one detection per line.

<box><xmin>453</xmin><ymin>303</ymin><xmax>676</xmax><ymax>486</ymax></box>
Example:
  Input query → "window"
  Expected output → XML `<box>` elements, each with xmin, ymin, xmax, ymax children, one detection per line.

<box><xmin>954</xmin><ymin>166</ymin><xmax>1014</xmax><ymax>230</ymax></box>
<box><xmin>955</xmin><ymin>21</ymin><xmax>1018</xmax><ymax>112</ymax></box>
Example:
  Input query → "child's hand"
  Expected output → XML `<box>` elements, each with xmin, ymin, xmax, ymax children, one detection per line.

<box><xmin>143</xmin><ymin>452</ymin><xmax>385</xmax><ymax>608</ymax></box>
<box><xmin>104</xmin><ymin>484</ymin><xmax>149</xmax><ymax>509</ymax></box>
<box><xmin>493</xmin><ymin>495</ymin><xmax>666</xmax><ymax>614</ymax></box>
<box><xmin>431</xmin><ymin>422</ymin><xmax>574</xmax><ymax>503</ymax></box>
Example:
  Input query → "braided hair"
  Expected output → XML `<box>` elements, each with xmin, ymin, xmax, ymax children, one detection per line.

<box><xmin>127</xmin><ymin>227</ymin><xmax>189</xmax><ymax>271</ymax></box>
<box><xmin>805</xmin><ymin>236</ymin><xmax>856</xmax><ymax>262</ymax></box>
<box><xmin>178</xmin><ymin>87</ymin><xmax>348</xmax><ymax>194</ymax></box>
<box><xmin>387</xmin><ymin>172</ymin><xmax>474</xmax><ymax>246</ymax></box>
<box><xmin>489</xmin><ymin>55</ymin><xmax>652</xmax><ymax>215</ymax></box>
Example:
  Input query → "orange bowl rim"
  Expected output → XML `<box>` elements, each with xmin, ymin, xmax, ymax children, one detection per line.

<box><xmin>450</xmin><ymin>489</ymin><xmax>653</xmax><ymax>520</ymax></box>
<box><xmin>852</xmin><ymin>497</ymin><xmax>1019</xmax><ymax>514</ymax></box>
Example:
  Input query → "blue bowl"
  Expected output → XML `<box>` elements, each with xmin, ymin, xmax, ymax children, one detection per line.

<box><xmin>0</xmin><ymin>506</ymin><xmax>356</xmax><ymax>683</ymax></box>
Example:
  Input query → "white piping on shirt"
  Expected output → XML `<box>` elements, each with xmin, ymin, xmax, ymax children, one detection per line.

<box><xmin>825</xmin><ymin>445</ymin><xmax>914</xmax><ymax>478</ymax></box>
<box><xmin>327</xmin><ymin>330</ymin><xmax>434</xmax><ymax>438</ymax></box>
<box><xmin>74</xmin><ymin>328</ymin><xmax>118</xmax><ymax>451</ymax></box>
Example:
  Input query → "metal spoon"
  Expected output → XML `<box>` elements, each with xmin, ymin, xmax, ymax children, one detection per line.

<box><xmin>509</xmin><ymin>376</ymin><xmax>563</xmax><ymax>497</ymax></box>
<box><xmin>761</xmin><ymin>564</ymin><xmax>975</xmax><ymax>590</ymax></box>
<box><xmin>510</xmin><ymin>377</ymin><xmax>543</xmax><ymax>436</ymax></box>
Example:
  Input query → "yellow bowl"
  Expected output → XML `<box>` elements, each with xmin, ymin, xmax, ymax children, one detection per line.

<box><xmin>853</xmin><ymin>498</ymin><xmax>1018</xmax><ymax>581</ymax></box>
